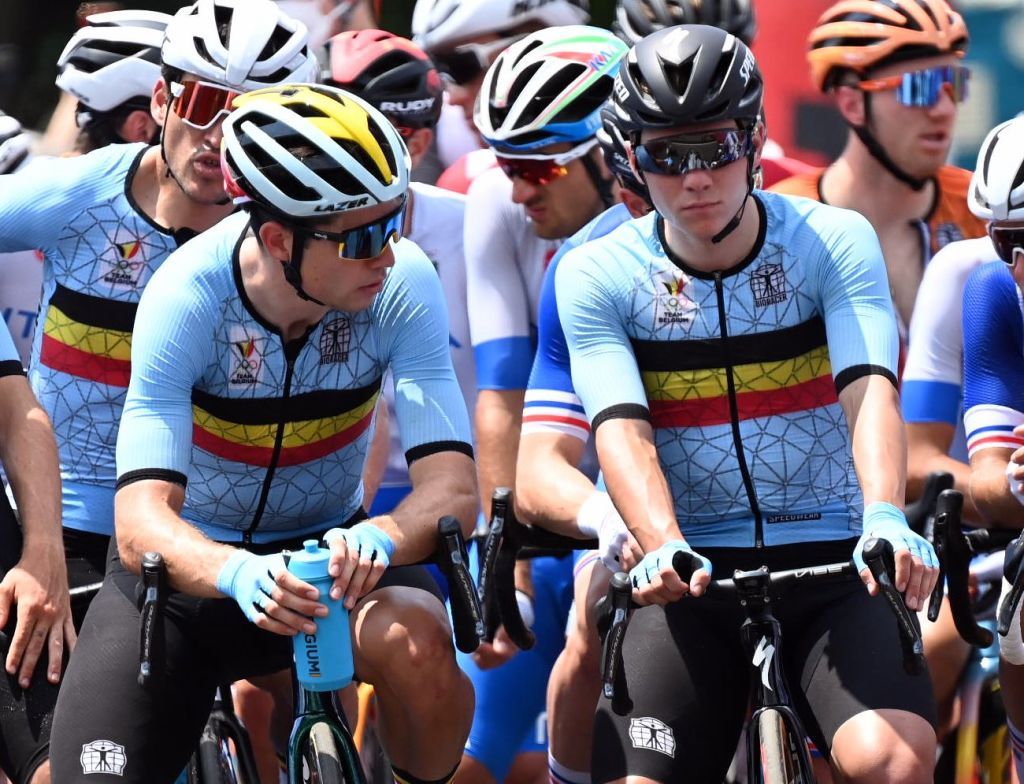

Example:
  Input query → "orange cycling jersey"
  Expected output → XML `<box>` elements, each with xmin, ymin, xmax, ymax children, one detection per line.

<box><xmin>769</xmin><ymin>165</ymin><xmax>985</xmax><ymax>258</ymax></box>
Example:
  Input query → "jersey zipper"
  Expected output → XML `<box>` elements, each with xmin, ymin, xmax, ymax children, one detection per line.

<box><xmin>713</xmin><ymin>271</ymin><xmax>764</xmax><ymax>548</ymax></box>
<box><xmin>244</xmin><ymin>339</ymin><xmax>303</xmax><ymax>546</ymax></box>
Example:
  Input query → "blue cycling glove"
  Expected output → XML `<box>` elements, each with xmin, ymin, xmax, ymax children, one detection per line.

<box><xmin>323</xmin><ymin>522</ymin><xmax>396</xmax><ymax>569</ymax></box>
<box><xmin>216</xmin><ymin>550</ymin><xmax>285</xmax><ymax>624</ymax></box>
<box><xmin>853</xmin><ymin>502</ymin><xmax>938</xmax><ymax>574</ymax></box>
<box><xmin>629</xmin><ymin>540</ymin><xmax>712</xmax><ymax>590</ymax></box>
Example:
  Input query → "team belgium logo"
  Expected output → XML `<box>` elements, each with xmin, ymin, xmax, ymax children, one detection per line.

<box><xmin>230</xmin><ymin>337</ymin><xmax>262</xmax><ymax>385</ymax></box>
<box><xmin>656</xmin><ymin>274</ymin><xmax>696</xmax><ymax>327</ymax></box>
<box><xmin>104</xmin><ymin>238</ymin><xmax>144</xmax><ymax>286</ymax></box>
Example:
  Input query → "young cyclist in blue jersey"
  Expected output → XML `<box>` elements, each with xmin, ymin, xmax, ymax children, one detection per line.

<box><xmin>0</xmin><ymin>319</ymin><xmax>67</xmax><ymax>784</ymax></box>
<box><xmin>456</xmin><ymin>26</ymin><xmax>628</xmax><ymax>784</ymax></box>
<box><xmin>557</xmin><ymin>25</ymin><xmax>938</xmax><ymax>783</ymax></box>
<box><xmin>49</xmin><ymin>83</ymin><xmax>477</xmax><ymax>784</ymax></box>
<box><xmin>0</xmin><ymin>2</ymin><xmax>318</xmax><ymax>781</ymax></box>
<box><xmin>959</xmin><ymin>165</ymin><xmax>1024</xmax><ymax>780</ymax></box>
<box><xmin>513</xmin><ymin>105</ymin><xmax>650</xmax><ymax>784</ymax></box>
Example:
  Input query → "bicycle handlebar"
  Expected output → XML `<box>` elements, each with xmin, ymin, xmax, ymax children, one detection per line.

<box><xmin>598</xmin><ymin>538</ymin><xmax>927</xmax><ymax>711</ymax></box>
<box><xmin>479</xmin><ymin>488</ymin><xmax>597</xmax><ymax>649</ymax></box>
<box><xmin>138</xmin><ymin>518</ymin><xmax>485</xmax><ymax>689</ymax></box>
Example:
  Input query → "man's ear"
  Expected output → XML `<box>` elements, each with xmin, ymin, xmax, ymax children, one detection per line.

<box><xmin>258</xmin><ymin>219</ymin><xmax>293</xmax><ymax>262</ymax></box>
<box><xmin>833</xmin><ymin>84</ymin><xmax>867</xmax><ymax>127</ymax></box>
<box><xmin>118</xmin><ymin>110</ymin><xmax>158</xmax><ymax>144</ymax></box>
<box><xmin>406</xmin><ymin>127</ymin><xmax>433</xmax><ymax>165</ymax></box>
<box><xmin>751</xmin><ymin>120</ymin><xmax>766</xmax><ymax>167</ymax></box>
<box><xmin>152</xmin><ymin>78</ymin><xmax>170</xmax><ymax>127</ymax></box>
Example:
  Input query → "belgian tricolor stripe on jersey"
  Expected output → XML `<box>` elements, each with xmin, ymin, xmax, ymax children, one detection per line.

<box><xmin>191</xmin><ymin>380</ymin><xmax>381</xmax><ymax>467</ymax></box>
<box><xmin>38</xmin><ymin>284</ymin><xmax>135</xmax><ymax>387</ymax></box>
<box><xmin>632</xmin><ymin>316</ymin><xmax>838</xmax><ymax>429</ymax></box>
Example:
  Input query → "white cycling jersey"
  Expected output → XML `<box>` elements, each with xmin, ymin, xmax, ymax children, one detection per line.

<box><xmin>376</xmin><ymin>182</ymin><xmax>476</xmax><ymax>504</ymax></box>
<box><xmin>465</xmin><ymin>165</ymin><xmax>560</xmax><ymax>392</ymax></box>
<box><xmin>902</xmin><ymin>235</ymin><xmax>998</xmax><ymax>462</ymax></box>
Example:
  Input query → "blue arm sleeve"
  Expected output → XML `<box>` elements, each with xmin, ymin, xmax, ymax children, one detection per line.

<box><xmin>555</xmin><ymin>246</ymin><xmax>649</xmax><ymax>427</ymax></box>
<box><xmin>810</xmin><ymin>209</ymin><xmax>899</xmax><ymax>390</ymax></box>
<box><xmin>527</xmin><ymin>253</ymin><xmax>574</xmax><ymax>394</ymax></box>
<box><xmin>963</xmin><ymin>262</ymin><xmax>1024</xmax><ymax>414</ymax></box>
<box><xmin>115</xmin><ymin>253</ymin><xmax>215</xmax><ymax>485</ymax></box>
<box><xmin>377</xmin><ymin>246</ymin><xmax>473</xmax><ymax>463</ymax></box>
<box><xmin>0</xmin><ymin>149</ymin><xmax>126</xmax><ymax>252</ymax></box>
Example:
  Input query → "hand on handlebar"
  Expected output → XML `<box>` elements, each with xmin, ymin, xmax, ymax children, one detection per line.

<box><xmin>855</xmin><ymin>502</ymin><xmax>938</xmax><ymax>612</ymax></box>
<box><xmin>216</xmin><ymin>550</ymin><xmax>326</xmax><ymax>637</ymax></box>
<box><xmin>628</xmin><ymin>540</ymin><xmax>711</xmax><ymax>606</ymax></box>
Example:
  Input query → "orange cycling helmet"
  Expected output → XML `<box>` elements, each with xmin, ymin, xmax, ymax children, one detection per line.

<box><xmin>808</xmin><ymin>0</ymin><xmax>967</xmax><ymax>92</ymax></box>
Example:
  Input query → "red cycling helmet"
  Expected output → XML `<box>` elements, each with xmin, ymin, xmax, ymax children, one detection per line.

<box><xmin>323</xmin><ymin>29</ymin><xmax>443</xmax><ymax>133</ymax></box>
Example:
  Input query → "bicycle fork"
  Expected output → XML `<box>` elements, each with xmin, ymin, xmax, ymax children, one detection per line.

<box><xmin>288</xmin><ymin>686</ymin><xmax>362</xmax><ymax>783</ymax></box>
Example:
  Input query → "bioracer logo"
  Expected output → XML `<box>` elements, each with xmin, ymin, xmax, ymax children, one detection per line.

<box><xmin>304</xmin><ymin>634</ymin><xmax>321</xmax><ymax>677</ymax></box>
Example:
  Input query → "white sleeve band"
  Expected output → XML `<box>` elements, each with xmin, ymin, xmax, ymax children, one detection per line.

<box><xmin>515</xmin><ymin>589</ymin><xmax>535</xmax><ymax>630</ymax></box>
<box><xmin>1000</xmin><ymin>577</ymin><xmax>1024</xmax><ymax>666</ymax></box>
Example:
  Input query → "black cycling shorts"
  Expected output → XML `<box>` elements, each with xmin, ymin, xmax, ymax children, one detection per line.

<box><xmin>592</xmin><ymin>540</ymin><xmax>938</xmax><ymax>784</ymax></box>
<box><xmin>0</xmin><ymin>527</ymin><xmax>108</xmax><ymax>784</ymax></box>
<box><xmin>49</xmin><ymin>528</ymin><xmax>444</xmax><ymax>783</ymax></box>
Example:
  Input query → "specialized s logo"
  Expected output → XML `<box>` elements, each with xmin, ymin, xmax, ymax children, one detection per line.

<box><xmin>739</xmin><ymin>47</ymin><xmax>757</xmax><ymax>83</ymax></box>
<box><xmin>753</xmin><ymin>636</ymin><xmax>776</xmax><ymax>692</ymax></box>
<box><xmin>656</xmin><ymin>274</ymin><xmax>696</xmax><ymax>326</ymax></box>
<box><xmin>320</xmin><ymin>317</ymin><xmax>351</xmax><ymax>365</ymax></box>
<box><xmin>750</xmin><ymin>263</ymin><xmax>787</xmax><ymax>307</ymax></box>
<box><xmin>80</xmin><ymin>739</ymin><xmax>127</xmax><ymax>775</ymax></box>
<box><xmin>103</xmin><ymin>239</ymin><xmax>143</xmax><ymax>286</ymax></box>
<box><xmin>230</xmin><ymin>337</ymin><xmax>262</xmax><ymax>385</ymax></box>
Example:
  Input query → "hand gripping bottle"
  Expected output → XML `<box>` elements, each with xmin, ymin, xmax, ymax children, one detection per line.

<box><xmin>288</xmin><ymin>540</ymin><xmax>353</xmax><ymax>691</ymax></box>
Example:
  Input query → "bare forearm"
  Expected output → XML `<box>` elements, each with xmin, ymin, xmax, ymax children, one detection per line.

<box><xmin>595</xmin><ymin>418</ymin><xmax>679</xmax><ymax>552</ymax></box>
<box><xmin>475</xmin><ymin>390</ymin><xmax>524</xmax><ymax>517</ymax></box>
<box><xmin>906</xmin><ymin>422</ymin><xmax>980</xmax><ymax>520</ymax></box>
<box><xmin>115</xmin><ymin>483</ymin><xmax>237</xmax><ymax>597</ymax></box>
<box><xmin>0</xmin><ymin>387</ymin><xmax>62</xmax><ymax>550</ymax></box>
<box><xmin>843</xmin><ymin>377</ymin><xmax>906</xmax><ymax>507</ymax></box>
<box><xmin>970</xmin><ymin>464</ymin><xmax>1024</xmax><ymax>528</ymax></box>
<box><xmin>375</xmin><ymin>453</ymin><xmax>478</xmax><ymax>562</ymax></box>
<box><xmin>514</xmin><ymin>434</ymin><xmax>593</xmax><ymax>536</ymax></box>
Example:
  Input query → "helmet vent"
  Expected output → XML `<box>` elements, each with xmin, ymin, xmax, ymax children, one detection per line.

<box><xmin>707</xmin><ymin>52</ymin><xmax>734</xmax><ymax>96</ymax></box>
<box><xmin>665</xmin><ymin>59</ymin><xmax>694</xmax><ymax>100</ymax></box>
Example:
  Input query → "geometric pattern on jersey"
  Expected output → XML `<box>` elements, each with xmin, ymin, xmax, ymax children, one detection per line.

<box><xmin>118</xmin><ymin>212</ymin><xmax>472</xmax><ymax>543</ymax></box>
<box><xmin>1</xmin><ymin>146</ymin><xmax>178</xmax><ymax>517</ymax></box>
<box><xmin>558</xmin><ymin>193</ymin><xmax>899</xmax><ymax>548</ymax></box>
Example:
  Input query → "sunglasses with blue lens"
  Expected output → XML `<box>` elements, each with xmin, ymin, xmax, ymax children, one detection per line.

<box><xmin>634</xmin><ymin>128</ymin><xmax>753</xmax><ymax>176</ymax></box>
<box><xmin>858</xmin><ymin>65</ymin><xmax>970</xmax><ymax>108</ymax></box>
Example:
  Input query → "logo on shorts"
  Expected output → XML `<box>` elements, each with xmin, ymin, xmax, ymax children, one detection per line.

<box><xmin>81</xmin><ymin>739</ymin><xmax>127</xmax><ymax>775</ymax></box>
<box><xmin>655</xmin><ymin>274</ymin><xmax>696</xmax><ymax>327</ymax></box>
<box><xmin>319</xmin><ymin>317</ymin><xmax>351</xmax><ymax>365</ymax></box>
<box><xmin>230</xmin><ymin>337</ymin><xmax>262</xmax><ymax>385</ymax></box>
<box><xmin>750</xmin><ymin>263</ymin><xmax>787</xmax><ymax>307</ymax></box>
<box><xmin>628</xmin><ymin>717</ymin><xmax>676</xmax><ymax>757</ymax></box>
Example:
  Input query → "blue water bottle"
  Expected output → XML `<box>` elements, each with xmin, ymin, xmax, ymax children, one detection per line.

<box><xmin>288</xmin><ymin>540</ymin><xmax>353</xmax><ymax>691</ymax></box>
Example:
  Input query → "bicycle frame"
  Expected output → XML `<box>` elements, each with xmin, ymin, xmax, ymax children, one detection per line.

<box><xmin>287</xmin><ymin>682</ymin><xmax>364</xmax><ymax>784</ymax></box>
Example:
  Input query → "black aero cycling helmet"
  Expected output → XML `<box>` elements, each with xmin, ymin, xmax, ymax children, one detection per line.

<box><xmin>613</xmin><ymin>0</ymin><xmax>756</xmax><ymax>47</ymax></box>
<box><xmin>612</xmin><ymin>24</ymin><xmax>763</xmax><ymax>138</ymax></box>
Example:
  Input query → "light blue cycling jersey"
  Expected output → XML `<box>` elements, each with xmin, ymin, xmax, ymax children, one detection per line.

<box><xmin>961</xmin><ymin>261</ymin><xmax>1024</xmax><ymax>458</ymax></box>
<box><xmin>555</xmin><ymin>192</ymin><xmax>899</xmax><ymax>549</ymax></box>
<box><xmin>116</xmin><ymin>212</ymin><xmax>472</xmax><ymax>544</ymax></box>
<box><xmin>523</xmin><ymin>202</ymin><xmax>631</xmax><ymax>443</ymax></box>
<box><xmin>0</xmin><ymin>143</ymin><xmax>179</xmax><ymax>534</ymax></box>
<box><xmin>0</xmin><ymin>319</ymin><xmax>23</xmax><ymax>378</ymax></box>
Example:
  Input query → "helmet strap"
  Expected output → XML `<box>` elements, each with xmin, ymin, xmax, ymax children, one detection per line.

<box><xmin>281</xmin><ymin>229</ymin><xmax>327</xmax><ymax>307</ymax></box>
<box><xmin>711</xmin><ymin>153</ymin><xmax>755</xmax><ymax>244</ymax></box>
<box><xmin>580</xmin><ymin>149</ymin><xmax>617</xmax><ymax>210</ymax></box>
<box><xmin>851</xmin><ymin>94</ymin><xmax>928</xmax><ymax>192</ymax></box>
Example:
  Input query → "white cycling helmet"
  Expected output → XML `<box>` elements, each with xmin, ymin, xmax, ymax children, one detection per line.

<box><xmin>56</xmin><ymin>10</ymin><xmax>170</xmax><ymax>113</ymax></box>
<box><xmin>222</xmin><ymin>83</ymin><xmax>410</xmax><ymax>219</ymax></box>
<box><xmin>969</xmin><ymin>117</ymin><xmax>1024</xmax><ymax>223</ymax></box>
<box><xmin>474</xmin><ymin>25</ymin><xmax>628</xmax><ymax>152</ymax></box>
<box><xmin>0</xmin><ymin>113</ymin><xmax>32</xmax><ymax>175</ymax></box>
<box><xmin>161</xmin><ymin>0</ymin><xmax>319</xmax><ymax>92</ymax></box>
<box><xmin>411</xmin><ymin>0</ymin><xmax>589</xmax><ymax>53</ymax></box>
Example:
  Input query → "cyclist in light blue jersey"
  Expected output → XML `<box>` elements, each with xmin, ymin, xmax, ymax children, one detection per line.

<box><xmin>556</xmin><ymin>25</ymin><xmax>938</xmax><ymax>783</ymax></box>
<box><xmin>49</xmin><ymin>84</ymin><xmax>476</xmax><ymax>784</ymax></box>
<box><xmin>0</xmin><ymin>2</ymin><xmax>318</xmax><ymax>780</ymax></box>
